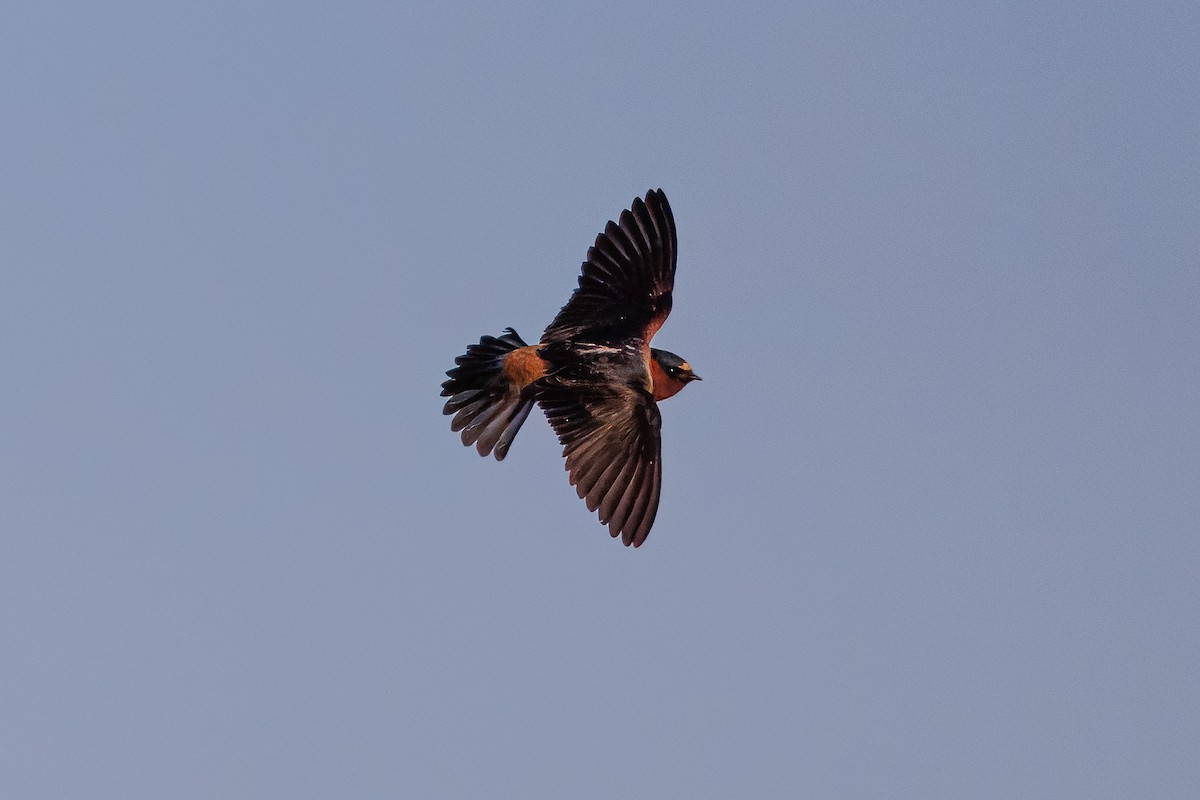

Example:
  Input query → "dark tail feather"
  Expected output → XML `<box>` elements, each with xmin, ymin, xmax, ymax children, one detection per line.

<box><xmin>441</xmin><ymin>328</ymin><xmax>537</xmax><ymax>461</ymax></box>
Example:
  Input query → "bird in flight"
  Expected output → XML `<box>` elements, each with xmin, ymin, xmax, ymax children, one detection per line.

<box><xmin>441</xmin><ymin>189</ymin><xmax>700</xmax><ymax>547</ymax></box>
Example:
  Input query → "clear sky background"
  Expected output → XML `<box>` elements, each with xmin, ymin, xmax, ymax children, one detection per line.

<box><xmin>2</xmin><ymin>2</ymin><xmax>1197</xmax><ymax>798</ymax></box>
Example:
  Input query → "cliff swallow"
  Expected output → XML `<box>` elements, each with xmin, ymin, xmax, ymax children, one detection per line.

<box><xmin>441</xmin><ymin>189</ymin><xmax>699</xmax><ymax>546</ymax></box>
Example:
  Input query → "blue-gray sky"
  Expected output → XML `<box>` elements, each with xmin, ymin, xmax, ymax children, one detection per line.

<box><xmin>2</xmin><ymin>2</ymin><xmax>1197</xmax><ymax>797</ymax></box>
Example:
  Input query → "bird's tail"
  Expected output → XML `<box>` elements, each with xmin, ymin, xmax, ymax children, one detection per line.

<box><xmin>441</xmin><ymin>328</ymin><xmax>538</xmax><ymax>461</ymax></box>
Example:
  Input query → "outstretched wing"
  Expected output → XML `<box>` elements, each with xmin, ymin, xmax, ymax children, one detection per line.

<box><xmin>537</xmin><ymin>378</ymin><xmax>663</xmax><ymax>548</ymax></box>
<box><xmin>542</xmin><ymin>189</ymin><xmax>677</xmax><ymax>344</ymax></box>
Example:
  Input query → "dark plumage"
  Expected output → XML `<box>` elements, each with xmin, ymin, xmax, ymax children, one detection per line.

<box><xmin>441</xmin><ymin>189</ymin><xmax>700</xmax><ymax>547</ymax></box>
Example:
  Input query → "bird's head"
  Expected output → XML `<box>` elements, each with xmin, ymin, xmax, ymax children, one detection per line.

<box><xmin>649</xmin><ymin>348</ymin><xmax>701</xmax><ymax>401</ymax></box>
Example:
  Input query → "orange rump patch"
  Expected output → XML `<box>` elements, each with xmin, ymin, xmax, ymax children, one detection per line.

<box><xmin>502</xmin><ymin>345</ymin><xmax>547</xmax><ymax>389</ymax></box>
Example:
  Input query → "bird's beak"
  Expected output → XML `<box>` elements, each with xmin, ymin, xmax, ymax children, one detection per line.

<box><xmin>688</xmin><ymin>372</ymin><xmax>702</xmax><ymax>382</ymax></box>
